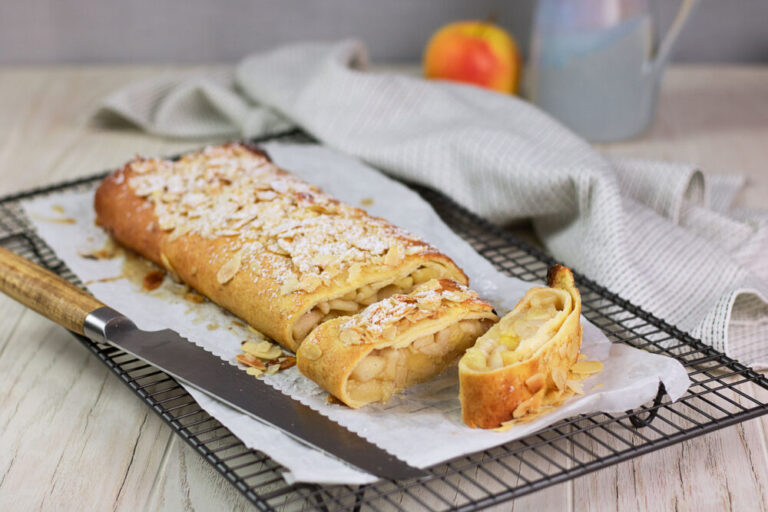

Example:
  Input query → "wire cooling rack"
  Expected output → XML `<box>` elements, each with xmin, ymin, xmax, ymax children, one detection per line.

<box><xmin>2</xmin><ymin>133</ymin><xmax>768</xmax><ymax>511</ymax></box>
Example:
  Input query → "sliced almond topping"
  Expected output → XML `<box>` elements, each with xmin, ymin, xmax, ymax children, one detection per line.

<box><xmin>339</xmin><ymin>328</ymin><xmax>362</xmax><ymax>345</ymax></box>
<box><xmin>301</xmin><ymin>343</ymin><xmax>323</xmax><ymax>361</ymax></box>
<box><xmin>493</xmin><ymin>421</ymin><xmax>515</xmax><ymax>433</ymax></box>
<box><xmin>525</xmin><ymin>373</ymin><xmax>546</xmax><ymax>394</ymax></box>
<box><xmin>246</xmin><ymin>367</ymin><xmax>263</xmax><ymax>377</ymax></box>
<box><xmin>551</xmin><ymin>367</ymin><xmax>567</xmax><ymax>391</ymax></box>
<box><xmin>566</xmin><ymin>379</ymin><xmax>585</xmax><ymax>395</ymax></box>
<box><xmin>236</xmin><ymin>354</ymin><xmax>266</xmax><ymax>370</ymax></box>
<box><xmin>280</xmin><ymin>274</ymin><xmax>300</xmax><ymax>295</ymax></box>
<box><xmin>160</xmin><ymin>252</ymin><xmax>174</xmax><ymax>273</ymax></box>
<box><xmin>419</xmin><ymin>278</ymin><xmax>441</xmax><ymax>291</ymax></box>
<box><xmin>513</xmin><ymin>395</ymin><xmax>540</xmax><ymax>419</ymax></box>
<box><xmin>216</xmin><ymin>250</ymin><xmax>243</xmax><ymax>285</ymax></box>
<box><xmin>298</xmin><ymin>274</ymin><xmax>323</xmax><ymax>293</ymax></box>
<box><xmin>242</xmin><ymin>340</ymin><xmax>283</xmax><ymax>360</ymax></box>
<box><xmin>571</xmin><ymin>360</ymin><xmax>604</xmax><ymax>375</ymax></box>
<box><xmin>278</xmin><ymin>356</ymin><xmax>297</xmax><ymax>370</ymax></box>
<box><xmin>419</xmin><ymin>294</ymin><xmax>442</xmax><ymax>310</ymax></box>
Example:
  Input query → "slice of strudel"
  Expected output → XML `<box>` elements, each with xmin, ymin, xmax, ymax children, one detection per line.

<box><xmin>297</xmin><ymin>279</ymin><xmax>497</xmax><ymax>408</ymax></box>
<box><xmin>459</xmin><ymin>265</ymin><xmax>582</xmax><ymax>428</ymax></box>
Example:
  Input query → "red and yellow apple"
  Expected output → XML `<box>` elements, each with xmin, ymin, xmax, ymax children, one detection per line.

<box><xmin>423</xmin><ymin>21</ymin><xmax>521</xmax><ymax>94</ymax></box>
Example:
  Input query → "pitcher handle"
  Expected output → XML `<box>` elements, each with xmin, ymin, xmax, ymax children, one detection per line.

<box><xmin>652</xmin><ymin>0</ymin><xmax>700</xmax><ymax>71</ymax></box>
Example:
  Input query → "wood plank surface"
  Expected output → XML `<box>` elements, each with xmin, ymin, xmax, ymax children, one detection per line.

<box><xmin>0</xmin><ymin>64</ymin><xmax>766</xmax><ymax>511</ymax></box>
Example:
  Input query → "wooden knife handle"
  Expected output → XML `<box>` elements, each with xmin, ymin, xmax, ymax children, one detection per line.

<box><xmin>0</xmin><ymin>246</ymin><xmax>104</xmax><ymax>335</ymax></box>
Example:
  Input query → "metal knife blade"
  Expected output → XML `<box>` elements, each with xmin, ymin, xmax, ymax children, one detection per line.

<box><xmin>84</xmin><ymin>306</ymin><xmax>426</xmax><ymax>481</ymax></box>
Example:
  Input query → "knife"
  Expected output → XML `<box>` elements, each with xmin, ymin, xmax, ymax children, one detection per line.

<box><xmin>0</xmin><ymin>246</ymin><xmax>426</xmax><ymax>480</ymax></box>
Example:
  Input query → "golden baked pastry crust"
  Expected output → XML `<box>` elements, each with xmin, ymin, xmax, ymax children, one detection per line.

<box><xmin>459</xmin><ymin>265</ymin><xmax>582</xmax><ymax>429</ymax></box>
<box><xmin>297</xmin><ymin>279</ymin><xmax>498</xmax><ymax>408</ymax></box>
<box><xmin>94</xmin><ymin>143</ymin><xmax>467</xmax><ymax>352</ymax></box>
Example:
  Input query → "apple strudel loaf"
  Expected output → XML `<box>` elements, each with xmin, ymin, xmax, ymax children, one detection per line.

<box><xmin>94</xmin><ymin>143</ymin><xmax>467</xmax><ymax>352</ymax></box>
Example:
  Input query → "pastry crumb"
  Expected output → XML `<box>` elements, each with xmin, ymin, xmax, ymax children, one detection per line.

<box><xmin>184</xmin><ymin>291</ymin><xmax>205</xmax><ymax>303</ymax></box>
<box><xmin>78</xmin><ymin>238</ymin><xmax>119</xmax><ymax>260</ymax></box>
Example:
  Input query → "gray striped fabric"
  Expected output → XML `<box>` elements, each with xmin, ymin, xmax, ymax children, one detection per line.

<box><xmin>97</xmin><ymin>40</ymin><xmax>768</xmax><ymax>367</ymax></box>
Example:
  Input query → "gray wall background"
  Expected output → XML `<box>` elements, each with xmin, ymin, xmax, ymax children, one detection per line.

<box><xmin>0</xmin><ymin>0</ymin><xmax>766</xmax><ymax>65</ymax></box>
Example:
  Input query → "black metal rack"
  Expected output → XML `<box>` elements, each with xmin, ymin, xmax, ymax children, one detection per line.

<box><xmin>2</xmin><ymin>133</ymin><xmax>767</xmax><ymax>511</ymax></box>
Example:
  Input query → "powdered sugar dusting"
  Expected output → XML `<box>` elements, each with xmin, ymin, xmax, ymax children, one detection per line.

<box><xmin>339</xmin><ymin>279</ymin><xmax>494</xmax><ymax>344</ymax></box>
<box><xmin>125</xmin><ymin>144</ymin><xmax>435</xmax><ymax>294</ymax></box>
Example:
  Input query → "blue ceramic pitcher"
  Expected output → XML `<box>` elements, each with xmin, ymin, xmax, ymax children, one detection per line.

<box><xmin>527</xmin><ymin>0</ymin><xmax>699</xmax><ymax>142</ymax></box>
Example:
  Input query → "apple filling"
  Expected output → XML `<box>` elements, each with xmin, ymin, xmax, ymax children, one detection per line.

<box><xmin>291</xmin><ymin>263</ymin><xmax>449</xmax><ymax>342</ymax></box>
<box><xmin>346</xmin><ymin>318</ymin><xmax>494</xmax><ymax>405</ymax></box>
<box><xmin>463</xmin><ymin>289</ymin><xmax>569</xmax><ymax>372</ymax></box>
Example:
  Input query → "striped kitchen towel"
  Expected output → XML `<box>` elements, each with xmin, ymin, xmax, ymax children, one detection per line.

<box><xmin>97</xmin><ymin>40</ymin><xmax>768</xmax><ymax>367</ymax></box>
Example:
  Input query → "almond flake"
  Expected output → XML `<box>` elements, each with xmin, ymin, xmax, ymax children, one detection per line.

<box><xmin>280</xmin><ymin>274</ymin><xmax>300</xmax><ymax>295</ymax></box>
<box><xmin>301</xmin><ymin>343</ymin><xmax>323</xmax><ymax>361</ymax></box>
<box><xmin>236</xmin><ymin>354</ymin><xmax>266</xmax><ymax>370</ymax></box>
<box><xmin>242</xmin><ymin>340</ymin><xmax>282</xmax><ymax>360</ymax></box>
<box><xmin>298</xmin><ymin>274</ymin><xmax>323</xmax><ymax>293</ymax></box>
<box><xmin>571</xmin><ymin>360</ymin><xmax>604</xmax><ymax>375</ymax></box>
<box><xmin>551</xmin><ymin>367</ymin><xmax>567</xmax><ymax>391</ymax></box>
<box><xmin>216</xmin><ymin>250</ymin><xmax>242</xmax><ymax>285</ymax></box>
<box><xmin>525</xmin><ymin>373</ymin><xmax>546</xmax><ymax>394</ymax></box>
<box><xmin>160</xmin><ymin>253</ymin><xmax>174</xmax><ymax>273</ymax></box>
<box><xmin>566</xmin><ymin>379</ymin><xmax>584</xmax><ymax>395</ymax></box>
<box><xmin>339</xmin><ymin>328</ymin><xmax>362</xmax><ymax>345</ymax></box>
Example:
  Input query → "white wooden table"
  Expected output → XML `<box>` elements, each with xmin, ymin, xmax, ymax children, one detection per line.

<box><xmin>0</xmin><ymin>65</ymin><xmax>766</xmax><ymax>511</ymax></box>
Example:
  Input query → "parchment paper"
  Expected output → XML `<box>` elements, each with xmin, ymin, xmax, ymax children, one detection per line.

<box><xmin>22</xmin><ymin>143</ymin><xmax>690</xmax><ymax>485</ymax></box>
